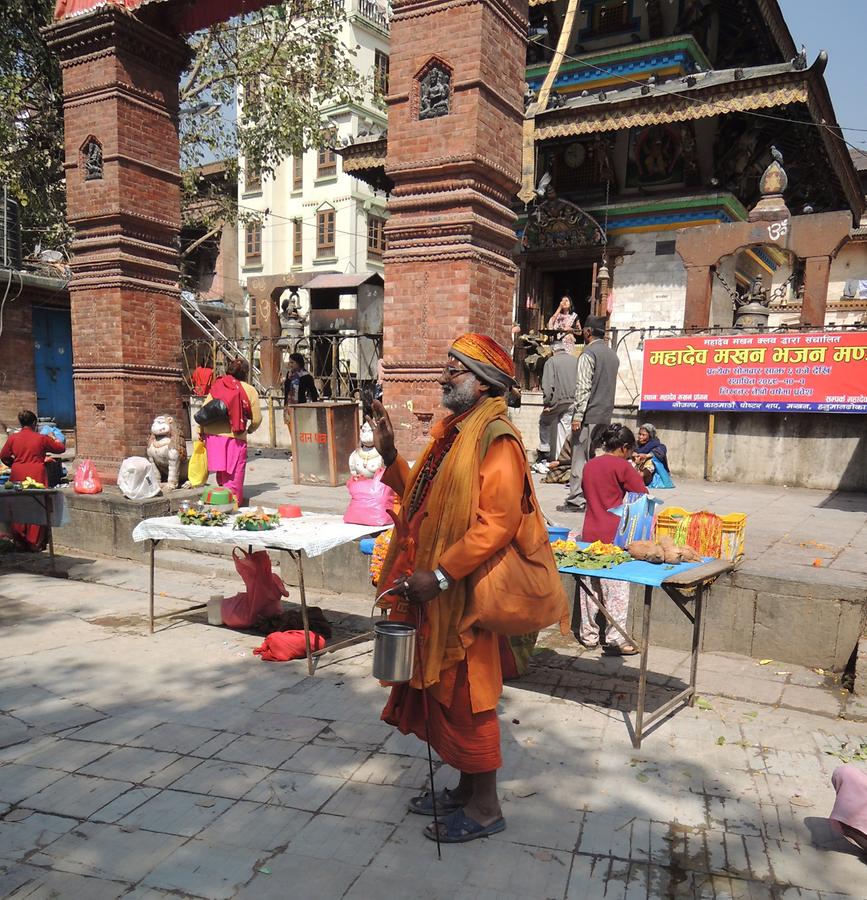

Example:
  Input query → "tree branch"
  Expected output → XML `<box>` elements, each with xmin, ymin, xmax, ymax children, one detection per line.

<box><xmin>179</xmin><ymin>32</ymin><xmax>213</xmax><ymax>99</ymax></box>
<box><xmin>180</xmin><ymin>219</ymin><xmax>226</xmax><ymax>260</ymax></box>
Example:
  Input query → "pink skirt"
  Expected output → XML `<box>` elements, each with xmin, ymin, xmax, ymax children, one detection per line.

<box><xmin>204</xmin><ymin>435</ymin><xmax>248</xmax><ymax>504</ymax></box>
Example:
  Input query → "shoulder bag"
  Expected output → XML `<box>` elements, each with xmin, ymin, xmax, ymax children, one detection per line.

<box><xmin>194</xmin><ymin>398</ymin><xmax>229</xmax><ymax>427</ymax></box>
<box><xmin>458</xmin><ymin>473</ymin><xmax>569</xmax><ymax>641</ymax></box>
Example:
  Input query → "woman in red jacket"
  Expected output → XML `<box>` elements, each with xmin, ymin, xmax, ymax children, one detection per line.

<box><xmin>0</xmin><ymin>410</ymin><xmax>66</xmax><ymax>551</ymax></box>
<box><xmin>578</xmin><ymin>423</ymin><xmax>647</xmax><ymax>655</ymax></box>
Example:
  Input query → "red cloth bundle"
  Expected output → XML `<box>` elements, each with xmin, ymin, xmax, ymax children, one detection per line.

<box><xmin>253</xmin><ymin>630</ymin><xmax>325</xmax><ymax>661</ymax></box>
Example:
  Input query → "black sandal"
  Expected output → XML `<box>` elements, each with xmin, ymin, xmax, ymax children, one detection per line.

<box><xmin>407</xmin><ymin>788</ymin><xmax>462</xmax><ymax>816</ymax></box>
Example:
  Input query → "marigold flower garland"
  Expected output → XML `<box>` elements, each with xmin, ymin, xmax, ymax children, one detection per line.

<box><xmin>369</xmin><ymin>528</ymin><xmax>393</xmax><ymax>585</ymax></box>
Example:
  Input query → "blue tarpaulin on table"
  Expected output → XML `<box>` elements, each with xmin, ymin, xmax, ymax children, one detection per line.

<box><xmin>558</xmin><ymin>542</ymin><xmax>712</xmax><ymax>588</ymax></box>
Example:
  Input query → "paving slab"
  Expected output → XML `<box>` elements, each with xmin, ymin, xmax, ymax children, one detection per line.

<box><xmin>20</xmin><ymin>772</ymin><xmax>135</xmax><ymax>819</ymax></box>
<box><xmin>0</xmin><ymin>863</ymin><xmax>130</xmax><ymax>899</ymax></box>
<box><xmin>139</xmin><ymin>839</ymin><xmax>265</xmax><ymax>899</ymax></box>
<box><xmin>0</xmin><ymin>764</ymin><xmax>67</xmax><ymax>806</ymax></box>
<box><xmin>27</xmin><ymin>822</ymin><xmax>187</xmax><ymax>882</ymax></box>
<box><xmin>195</xmin><ymin>799</ymin><xmax>312</xmax><ymax>851</ymax></box>
<box><xmin>233</xmin><ymin>852</ymin><xmax>363</xmax><ymax>899</ymax></box>
<box><xmin>167</xmin><ymin>758</ymin><xmax>271</xmax><ymax>800</ymax></box>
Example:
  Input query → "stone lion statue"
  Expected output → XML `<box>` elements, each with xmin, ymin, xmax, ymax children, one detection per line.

<box><xmin>147</xmin><ymin>415</ymin><xmax>187</xmax><ymax>491</ymax></box>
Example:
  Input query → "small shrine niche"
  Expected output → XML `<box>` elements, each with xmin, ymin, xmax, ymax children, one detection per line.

<box><xmin>416</xmin><ymin>59</ymin><xmax>452</xmax><ymax>121</ymax></box>
<box><xmin>81</xmin><ymin>136</ymin><xmax>103</xmax><ymax>181</ymax></box>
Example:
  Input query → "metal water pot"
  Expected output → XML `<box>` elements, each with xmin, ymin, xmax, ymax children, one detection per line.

<box><xmin>372</xmin><ymin>621</ymin><xmax>416</xmax><ymax>682</ymax></box>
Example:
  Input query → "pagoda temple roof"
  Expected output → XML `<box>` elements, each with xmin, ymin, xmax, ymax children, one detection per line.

<box><xmin>534</xmin><ymin>53</ymin><xmax>862</xmax><ymax>219</ymax></box>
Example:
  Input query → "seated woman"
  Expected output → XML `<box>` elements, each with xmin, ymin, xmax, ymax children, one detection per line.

<box><xmin>829</xmin><ymin>764</ymin><xmax>867</xmax><ymax>853</ymax></box>
<box><xmin>633</xmin><ymin>422</ymin><xmax>673</xmax><ymax>488</ymax></box>
<box><xmin>0</xmin><ymin>410</ymin><xmax>66</xmax><ymax>551</ymax></box>
<box><xmin>542</xmin><ymin>433</ymin><xmax>572</xmax><ymax>484</ymax></box>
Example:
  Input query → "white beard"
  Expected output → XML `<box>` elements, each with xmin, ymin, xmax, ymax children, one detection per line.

<box><xmin>442</xmin><ymin>376</ymin><xmax>479</xmax><ymax>413</ymax></box>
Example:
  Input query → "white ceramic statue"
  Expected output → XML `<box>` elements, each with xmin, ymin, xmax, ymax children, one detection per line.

<box><xmin>147</xmin><ymin>415</ymin><xmax>187</xmax><ymax>490</ymax></box>
<box><xmin>348</xmin><ymin>421</ymin><xmax>383</xmax><ymax>478</ymax></box>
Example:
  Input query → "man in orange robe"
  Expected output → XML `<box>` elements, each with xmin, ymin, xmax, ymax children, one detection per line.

<box><xmin>370</xmin><ymin>333</ymin><xmax>557</xmax><ymax>844</ymax></box>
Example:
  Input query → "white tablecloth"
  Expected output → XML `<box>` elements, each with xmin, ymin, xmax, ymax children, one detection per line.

<box><xmin>131</xmin><ymin>512</ymin><xmax>385</xmax><ymax>558</ymax></box>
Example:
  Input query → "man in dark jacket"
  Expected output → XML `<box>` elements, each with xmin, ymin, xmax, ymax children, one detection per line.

<box><xmin>557</xmin><ymin>315</ymin><xmax>619</xmax><ymax>513</ymax></box>
<box><xmin>535</xmin><ymin>340</ymin><xmax>578</xmax><ymax>470</ymax></box>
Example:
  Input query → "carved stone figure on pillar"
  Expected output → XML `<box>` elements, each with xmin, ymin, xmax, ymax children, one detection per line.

<box><xmin>83</xmin><ymin>137</ymin><xmax>103</xmax><ymax>180</ymax></box>
<box><xmin>419</xmin><ymin>65</ymin><xmax>450</xmax><ymax>120</ymax></box>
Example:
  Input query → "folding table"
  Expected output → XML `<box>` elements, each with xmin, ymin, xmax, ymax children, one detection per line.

<box><xmin>132</xmin><ymin>513</ymin><xmax>385</xmax><ymax>675</ymax></box>
<box><xmin>0</xmin><ymin>487</ymin><xmax>68</xmax><ymax>575</ymax></box>
<box><xmin>560</xmin><ymin>552</ymin><xmax>734</xmax><ymax>747</ymax></box>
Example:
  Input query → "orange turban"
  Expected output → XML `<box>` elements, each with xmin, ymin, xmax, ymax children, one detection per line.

<box><xmin>449</xmin><ymin>334</ymin><xmax>516</xmax><ymax>391</ymax></box>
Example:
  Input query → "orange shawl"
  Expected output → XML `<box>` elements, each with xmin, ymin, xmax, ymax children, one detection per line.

<box><xmin>379</xmin><ymin>396</ymin><xmax>512</xmax><ymax>690</ymax></box>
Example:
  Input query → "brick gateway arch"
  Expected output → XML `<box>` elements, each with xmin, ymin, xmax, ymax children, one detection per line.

<box><xmin>46</xmin><ymin>0</ymin><xmax>527</xmax><ymax>471</ymax></box>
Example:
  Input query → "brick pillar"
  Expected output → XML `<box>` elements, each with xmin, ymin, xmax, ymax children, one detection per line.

<box><xmin>683</xmin><ymin>265</ymin><xmax>714</xmax><ymax>331</ymax></box>
<box><xmin>382</xmin><ymin>0</ymin><xmax>527</xmax><ymax>455</ymax></box>
<box><xmin>45</xmin><ymin>9</ymin><xmax>189</xmax><ymax>477</ymax></box>
<box><xmin>801</xmin><ymin>256</ymin><xmax>831</xmax><ymax>327</ymax></box>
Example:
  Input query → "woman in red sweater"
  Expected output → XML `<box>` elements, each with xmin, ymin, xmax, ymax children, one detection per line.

<box><xmin>0</xmin><ymin>410</ymin><xmax>66</xmax><ymax>551</ymax></box>
<box><xmin>579</xmin><ymin>423</ymin><xmax>647</xmax><ymax>655</ymax></box>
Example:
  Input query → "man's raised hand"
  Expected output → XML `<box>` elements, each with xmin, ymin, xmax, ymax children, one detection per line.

<box><xmin>367</xmin><ymin>400</ymin><xmax>397</xmax><ymax>465</ymax></box>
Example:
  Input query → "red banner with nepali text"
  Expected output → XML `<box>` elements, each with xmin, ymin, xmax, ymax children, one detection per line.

<box><xmin>640</xmin><ymin>332</ymin><xmax>867</xmax><ymax>414</ymax></box>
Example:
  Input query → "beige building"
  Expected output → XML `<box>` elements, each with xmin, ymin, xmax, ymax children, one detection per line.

<box><xmin>237</xmin><ymin>0</ymin><xmax>390</xmax><ymax>352</ymax></box>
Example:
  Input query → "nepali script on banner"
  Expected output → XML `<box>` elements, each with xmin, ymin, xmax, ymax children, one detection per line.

<box><xmin>640</xmin><ymin>333</ymin><xmax>867</xmax><ymax>414</ymax></box>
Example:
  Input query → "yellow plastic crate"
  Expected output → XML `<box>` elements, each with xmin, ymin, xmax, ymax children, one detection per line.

<box><xmin>654</xmin><ymin>508</ymin><xmax>746</xmax><ymax>562</ymax></box>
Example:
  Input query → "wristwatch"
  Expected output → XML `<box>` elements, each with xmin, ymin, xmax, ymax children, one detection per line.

<box><xmin>433</xmin><ymin>568</ymin><xmax>450</xmax><ymax>591</ymax></box>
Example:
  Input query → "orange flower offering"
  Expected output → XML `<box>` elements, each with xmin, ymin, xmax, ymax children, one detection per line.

<box><xmin>369</xmin><ymin>528</ymin><xmax>393</xmax><ymax>585</ymax></box>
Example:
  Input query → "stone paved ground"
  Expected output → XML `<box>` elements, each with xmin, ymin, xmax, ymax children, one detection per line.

<box><xmin>1</xmin><ymin>553</ymin><xmax>865</xmax><ymax>898</ymax></box>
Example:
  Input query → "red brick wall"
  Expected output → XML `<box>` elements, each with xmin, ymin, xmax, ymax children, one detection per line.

<box><xmin>46</xmin><ymin>9</ymin><xmax>189</xmax><ymax>476</ymax></box>
<box><xmin>382</xmin><ymin>0</ymin><xmax>528</xmax><ymax>454</ymax></box>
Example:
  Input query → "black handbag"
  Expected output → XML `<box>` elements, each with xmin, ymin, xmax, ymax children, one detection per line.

<box><xmin>194</xmin><ymin>398</ymin><xmax>230</xmax><ymax>426</ymax></box>
<box><xmin>45</xmin><ymin>458</ymin><xmax>63</xmax><ymax>487</ymax></box>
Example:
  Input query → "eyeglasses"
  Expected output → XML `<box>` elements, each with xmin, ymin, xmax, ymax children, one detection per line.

<box><xmin>441</xmin><ymin>364</ymin><xmax>473</xmax><ymax>381</ymax></box>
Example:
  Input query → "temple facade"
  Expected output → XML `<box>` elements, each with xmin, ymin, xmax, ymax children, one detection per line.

<box><xmin>341</xmin><ymin>0</ymin><xmax>863</xmax><ymax>413</ymax></box>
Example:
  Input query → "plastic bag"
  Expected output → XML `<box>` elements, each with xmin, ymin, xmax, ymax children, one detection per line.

<box><xmin>253</xmin><ymin>630</ymin><xmax>326</xmax><ymax>661</ymax></box>
<box><xmin>39</xmin><ymin>424</ymin><xmax>66</xmax><ymax>446</ymax></box>
<box><xmin>73</xmin><ymin>459</ymin><xmax>103</xmax><ymax>494</ymax></box>
<box><xmin>608</xmin><ymin>492</ymin><xmax>665</xmax><ymax>549</ymax></box>
<box><xmin>188</xmin><ymin>439</ymin><xmax>208</xmax><ymax>487</ymax></box>
<box><xmin>117</xmin><ymin>457</ymin><xmax>162</xmax><ymax>500</ymax></box>
<box><xmin>220</xmin><ymin>548</ymin><xmax>288</xmax><ymax>629</ymax></box>
<box><xmin>343</xmin><ymin>469</ymin><xmax>396</xmax><ymax>526</ymax></box>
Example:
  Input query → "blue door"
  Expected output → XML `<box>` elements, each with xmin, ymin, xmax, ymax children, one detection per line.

<box><xmin>32</xmin><ymin>307</ymin><xmax>75</xmax><ymax>427</ymax></box>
